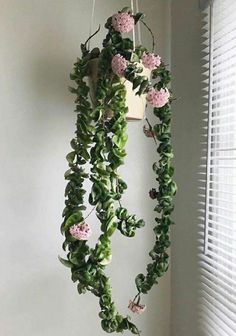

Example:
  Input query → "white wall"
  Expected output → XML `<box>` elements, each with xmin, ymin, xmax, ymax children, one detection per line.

<box><xmin>0</xmin><ymin>1</ymin><xmax>171</xmax><ymax>335</ymax></box>
<box><xmin>170</xmin><ymin>0</ymin><xmax>202</xmax><ymax>335</ymax></box>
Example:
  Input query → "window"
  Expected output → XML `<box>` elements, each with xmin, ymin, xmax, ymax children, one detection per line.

<box><xmin>199</xmin><ymin>0</ymin><xmax>236</xmax><ymax>334</ymax></box>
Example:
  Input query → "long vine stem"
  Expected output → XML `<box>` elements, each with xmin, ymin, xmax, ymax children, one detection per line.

<box><xmin>60</xmin><ymin>7</ymin><xmax>176</xmax><ymax>335</ymax></box>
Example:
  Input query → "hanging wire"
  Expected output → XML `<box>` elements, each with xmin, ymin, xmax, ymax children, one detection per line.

<box><xmin>88</xmin><ymin>0</ymin><xmax>96</xmax><ymax>50</ymax></box>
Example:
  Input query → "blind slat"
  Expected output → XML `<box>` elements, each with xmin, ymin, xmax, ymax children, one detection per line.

<box><xmin>200</xmin><ymin>0</ymin><xmax>236</xmax><ymax>334</ymax></box>
<box><xmin>200</xmin><ymin>260</ymin><xmax>236</xmax><ymax>293</ymax></box>
<box><xmin>200</xmin><ymin>257</ymin><xmax>236</xmax><ymax>288</ymax></box>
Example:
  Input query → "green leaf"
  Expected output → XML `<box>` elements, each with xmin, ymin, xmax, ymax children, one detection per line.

<box><xmin>132</xmin><ymin>76</ymin><xmax>143</xmax><ymax>90</ymax></box>
<box><xmin>68</xmin><ymin>86</ymin><xmax>77</xmax><ymax>94</ymax></box>
<box><xmin>58</xmin><ymin>255</ymin><xmax>73</xmax><ymax>268</ymax></box>
<box><xmin>137</xmin><ymin>219</ymin><xmax>145</xmax><ymax>228</ymax></box>
<box><xmin>121</xmin><ymin>7</ymin><xmax>132</xmax><ymax>13</ymax></box>
<box><xmin>134</xmin><ymin>12</ymin><xmax>145</xmax><ymax>24</ymax></box>
<box><xmin>66</xmin><ymin>151</ymin><xmax>76</xmax><ymax>164</ymax></box>
<box><xmin>170</xmin><ymin>181</ymin><xmax>177</xmax><ymax>195</ymax></box>
<box><xmin>106</xmin><ymin>216</ymin><xmax>117</xmax><ymax>236</ymax></box>
<box><xmin>137</xmin><ymin>79</ymin><xmax>149</xmax><ymax>95</ymax></box>
<box><xmin>70</xmin><ymin>72</ymin><xmax>78</xmax><ymax>80</ymax></box>
<box><xmin>90</xmin><ymin>47</ymin><xmax>100</xmax><ymax>58</ymax></box>
<box><xmin>130</xmin><ymin>52</ymin><xmax>140</xmax><ymax>63</ymax></box>
<box><xmin>77</xmin><ymin>283</ymin><xmax>87</xmax><ymax>294</ymax></box>
<box><xmin>99</xmin><ymin>253</ymin><xmax>112</xmax><ymax>266</ymax></box>
<box><xmin>128</xmin><ymin>321</ymin><xmax>140</xmax><ymax>334</ymax></box>
<box><xmin>64</xmin><ymin>211</ymin><xmax>83</xmax><ymax>231</ymax></box>
<box><xmin>122</xmin><ymin>38</ymin><xmax>133</xmax><ymax>51</ymax></box>
<box><xmin>112</xmin><ymin>133</ymin><xmax>128</xmax><ymax>148</ymax></box>
<box><xmin>64</xmin><ymin>169</ymin><xmax>71</xmax><ymax>179</ymax></box>
<box><xmin>70</xmin><ymin>139</ymin><xmax>77</xmax><ymax>150</ymax></box>
<box><xmin>80</xmin><ymin>148</ymin><xmax>90</xmax><ymax>161</ymax></box>
<box><xmin>135</xmin><ymin>273</ymin><xmax>145</xmax><ymax>291</ymax></box>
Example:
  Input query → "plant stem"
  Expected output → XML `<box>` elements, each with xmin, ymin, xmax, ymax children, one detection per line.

<box><xmin>84</xmin><ymin>207</ymin><xmax>95</xmax><ymax>220</ymax></box>
<box><xmin>84</xmin><ymin>25</ymin><xmax>101</xmax><ymax>52</ymax></box>
<box><xmin>140</xmin><ymin>20</ymin><xmax>155</xmax><ymax>52</ymax></box>
<box><xmin>145</xmin><ymin>117</ymin><xmax>157</xmax><ymax>145</ymax></box>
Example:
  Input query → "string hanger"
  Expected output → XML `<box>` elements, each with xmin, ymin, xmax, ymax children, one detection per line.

<box><xmin>131</xmin><ymin>0</ymin><xmax>142</xmax><ymax>48</ymax></box>
<box><xmin>135</xmin><ymin>0</ymin><xmax>142</xmax><ymax>46</ymax></box>
<box><xmin>88</xmin><ymin>0</ymin><xmax>96</xmax><ymax>50</ymax></box>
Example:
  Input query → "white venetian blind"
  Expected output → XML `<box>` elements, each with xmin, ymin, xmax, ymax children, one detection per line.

<box><xmin>199</xmin><ymin>0</ymin><xmax>236</xmax><ymax>335</ymax></box>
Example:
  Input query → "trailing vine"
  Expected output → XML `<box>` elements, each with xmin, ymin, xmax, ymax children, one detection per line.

<box><xmin>59</xmin><ymin>7</ymin><xmax>176</xmax><ymax>335</ymax></box>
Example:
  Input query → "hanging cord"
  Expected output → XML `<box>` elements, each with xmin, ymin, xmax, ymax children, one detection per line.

<box><xmin>88</xmin><ymin>0</ymin><xmax>96</xmax><ymax>50</ymax></box>
<box><xmin>135</xmin><ymin>0</ymin><xmax>142</xmax><ymax>45</ymax></box>
<box><xmin>130</xmin><ymin>0</ymin><xmax>136</xmax><ymax>49</ymax></box>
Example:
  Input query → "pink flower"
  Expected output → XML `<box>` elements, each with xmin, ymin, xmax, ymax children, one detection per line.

<box><xmin>128</xmin><ymin>300</ymin><xmax>146</xmax><ymax>314</ymax></box>
<box><xmin>69</xmin><ymin>222</ymin><xmax>92</xmax><ymax>240</ymax></box>
<box><xmin>141</xmin><ymin>52</ymin><xmax>161</xmax><ymax>70</ymax></box>
<box><xmin>112</xmin><ymin>12</ymin><xmax>134</xmax><ymax>33</ymax></box>
<box><xmin>111</xmin><ymin>54</ymin><xmax>128</xmax><ymax>77</ymax></box>
<box><xmin>147</xmin><ymin>88</ymin><xmax>170</xmax><ymax>108</ymax></box>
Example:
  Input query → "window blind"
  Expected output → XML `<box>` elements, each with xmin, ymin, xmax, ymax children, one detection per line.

<box><xmin>199</xmin><ymin>0</ymin><xmax>236</xmax><ymax>335</ymax></box>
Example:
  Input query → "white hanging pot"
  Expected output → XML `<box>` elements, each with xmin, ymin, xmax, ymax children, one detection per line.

<box><xmin>87</xmin><ymin>58</ymin><xmax>151</xmax><ymax>121</ymax></box>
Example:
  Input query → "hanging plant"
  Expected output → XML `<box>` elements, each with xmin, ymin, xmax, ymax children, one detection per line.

<box><xmin>59</xmin><ymin>7</ymin><xmax>176</xmax><ymax>335</ymax></box>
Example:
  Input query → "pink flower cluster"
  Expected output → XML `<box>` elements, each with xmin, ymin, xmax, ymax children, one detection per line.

<box><xmin>69</xmin><ymin>222</ymin><xmax>92</xmax><ymax>240</ymax></box>
<box><xmin>112</xmin><ymin>12</ymin><xmax>134</xmax><ymax>33</ymax></box>
<box><xmin>147</xmin><ymin>88</ymin><xmax>170</xmax><ymax>108</ymax></box>
<box><xmin>111</xmin><ymin>54</ymin><xmax>127</xmax><ymax>77</ymax></box>
<box><xmin>128</xmin><ymin>300</ymin><xmax>146</xmax><ymax>314</ymax></box>
<box><xmin>141</xmin><ymin>52</ymin><xmax>161</xmax><ymax>70</ymax></box>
